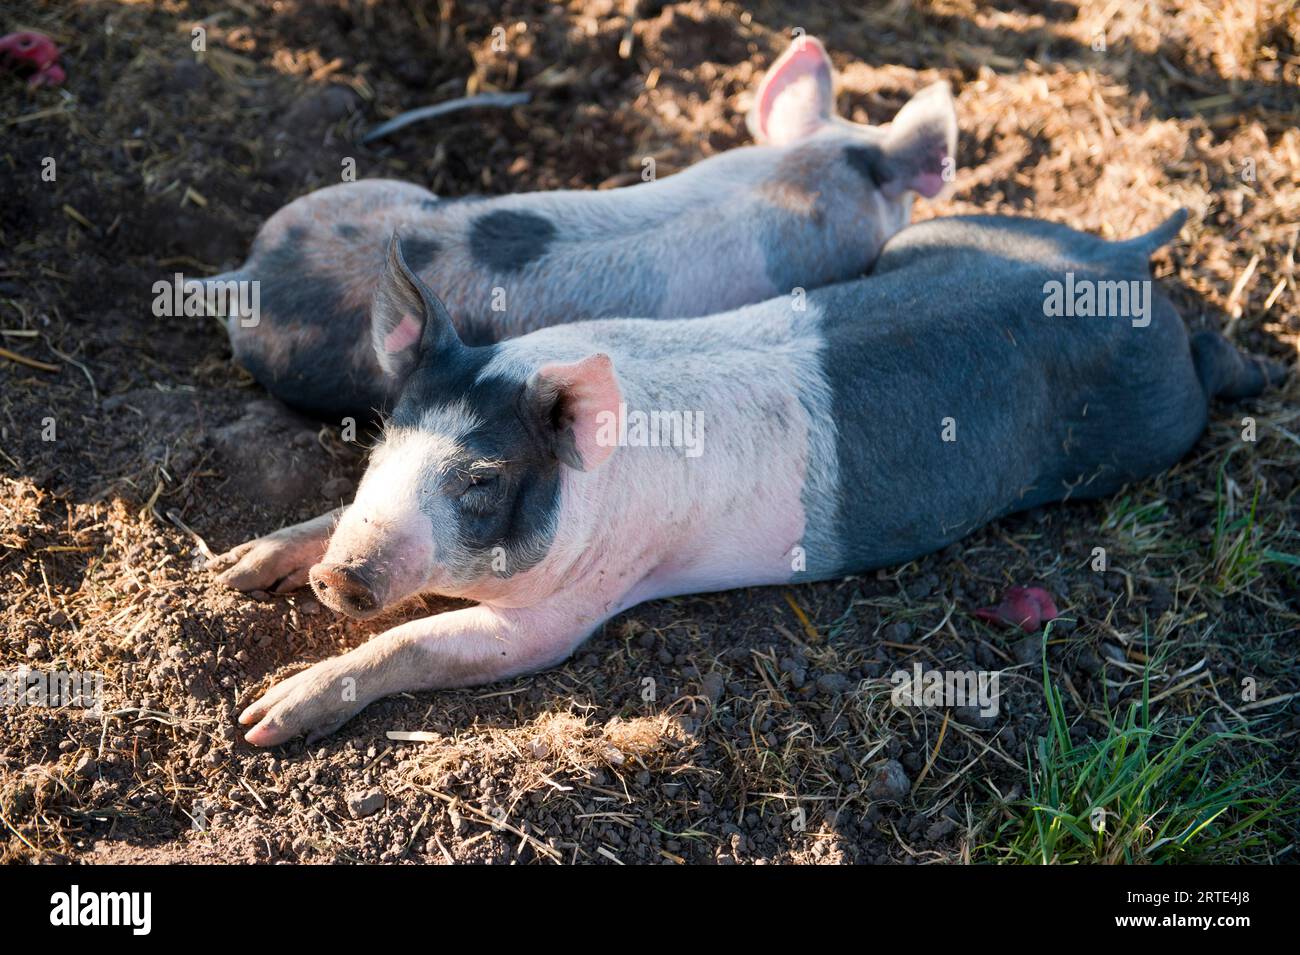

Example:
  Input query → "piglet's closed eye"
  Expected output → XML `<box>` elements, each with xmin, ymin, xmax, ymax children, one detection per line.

<box><xmin>524</xmin><ymin>353</ymin><xmax>622</xmax><ymax>471</ymax></box>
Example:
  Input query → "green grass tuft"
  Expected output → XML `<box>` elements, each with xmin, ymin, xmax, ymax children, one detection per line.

<box><xmin>1101</xmin><ymin>494</ymin><xmax>1175</xmax><ymax>555</ymax></box>
<box><xmin>985</xmin><ymin>634</ymin><xmax>1287</xmax><ymax>864</ymax></box>
<box><xmin>1211</xmin><ymin>459</ymin><xmax>1300</xmax><ymax>594</ymax></box>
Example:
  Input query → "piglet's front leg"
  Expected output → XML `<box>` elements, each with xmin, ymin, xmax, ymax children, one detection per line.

<box><xmin>208</xmin><ymin>508</ymin><xmax>342</xmax><ymax>593</ymax></box>
<box><xmin>239</xmin><ymin>600</ymin><xmax>605</xmax><ymax>746</ymax></box>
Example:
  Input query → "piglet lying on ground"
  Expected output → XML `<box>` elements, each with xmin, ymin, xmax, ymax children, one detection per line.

<box><xmin>217</xmin><ymin>212</ymin><xmax>1286</xmax><ymax>745</ymax></box>
<box><xmin>216</xmin><ymin>36</ymin><xmax>957</xmax><ymax>417</ymax></box>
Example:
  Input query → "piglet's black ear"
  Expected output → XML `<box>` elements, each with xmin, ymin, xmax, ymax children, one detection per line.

<box><xmin>371</xmin><ymin>232</ymin><xmax>462</xmax><ymax>384</ymax></box>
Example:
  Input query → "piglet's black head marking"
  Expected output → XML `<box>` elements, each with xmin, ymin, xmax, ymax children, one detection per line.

<box><xmin>370</xmin><ymin>232</ymin><xmax>464</xmax><ymax>386</ymax></box>
<box><xmin>469</xmin><ymin>210</ymin><xmax>556</xmax><ymax>273</ymax></box>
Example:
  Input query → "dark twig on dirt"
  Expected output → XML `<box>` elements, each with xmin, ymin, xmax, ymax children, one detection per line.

<box><xmin>0</xmin><ymin>345</ymin><xmax>59</xmax><ymax>373</ymax></box>
<box><xmin>165</xmin><ymin>508</ymin><xmax>215</xmax><ymax>562</ymax></box>
<box><xmin>361</xmin><ymin>91</ymin><xmax>532</xmax><ymax>143</ymax></box>
<box><xmin>912</xmin><ymin>709</ymin><xmax>951</xmax><ymax>792</ymax></box>
<box><xmin>401</xmin><ymin>781</ymin><xmax>563</xmax><ymax>863</ymax></box>
<box><xmin>43</xmin><ymin>340</ymin><xmax>96</xmax><ymax>401</ymax></box>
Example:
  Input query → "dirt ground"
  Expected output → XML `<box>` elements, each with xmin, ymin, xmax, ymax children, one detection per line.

<box><xmin>1</xmin><ymin>0</ymin><xmax>1297</xmax><ymax>864</ymax></box>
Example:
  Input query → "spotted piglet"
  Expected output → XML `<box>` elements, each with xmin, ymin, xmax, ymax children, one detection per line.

<box><xmin>217</xmin><ymin>36</ymin><xmax>957</xmax><ymax>417</ymax></box>
<box><xmin>225</xmin><ymin>213</ymin><xmax>1287</xmax><ymax>745</ymax></box>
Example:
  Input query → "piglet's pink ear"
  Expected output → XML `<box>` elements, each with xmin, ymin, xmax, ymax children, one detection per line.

<box><xmin>371</xmin><ymin>232</ymin><xmax>463</xmax><ymax>385</ymax></box>
<box><xmin>526</xmin><ymin>353</ymin><xmax>622</xmax><ymax>471</ymax></box>
<box><xmin>879</xmin><ymin>81</ymin><xmax>958</xmax><ymax>199</ymax></box>
<box><xmin>748</xmin><ymin>35</ymin><xmax>835</xmax><ymax>146</ymax></box>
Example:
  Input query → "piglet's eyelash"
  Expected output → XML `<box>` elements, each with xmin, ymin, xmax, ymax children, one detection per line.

<box><xmin>464</xmin><ymin>458</ymin><xmax>507</xmax><ymax>481</ymax></box>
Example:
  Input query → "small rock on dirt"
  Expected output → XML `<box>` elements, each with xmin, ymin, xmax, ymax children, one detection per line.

<box><xmin>701</xmin><ymin>672</ymin><xmax>725</xmax><ymax>705</ymax></box>
<box><xmin>1012</xmin><ymin>635</ymin><xmax>1040</xmax><ymax>666</ymax></box>
<box><xmin>347</xmin><ymin>789</ymin><xmax>386</xmax><ymax>818</ymax></box>
<box><xmin>816</xmin><ymin>673</ymin><xmax>852</xmax><ymax>695</ymax></box>
<box><xmin>925</xmin><ymin>817</ymin><xmax>958</xmax><ymax>842</ymax></box>
<box><xmin>867</xmin><ymin>759</ymin><xmax>911</xmax><ymax>801</ymax></box>
<box><xmin>884</xmin><ymin>621</ymin><xmax>914</xmax><ymax>642</ymax></box>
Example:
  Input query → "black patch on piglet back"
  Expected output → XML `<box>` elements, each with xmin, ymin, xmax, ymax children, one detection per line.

<box><xmin>811</xmin><ymin>215</ymin><xmax>1210</xmax><ymax>581</ymax></box>
<box><xmin>236</xmin><ymin>225</ymin><xmax>388</xmax><ymax>419</ymax></box>
<box><xmin>469</xmin><ymin>210</ymin><xmax>557</xmax><ymax>273</ymax></box>
<box><xmin>334</xmin><ymin>223</ymin><xmax>361</xmax><ymax>240</ymax></box>
<box><xmin>400</xmin><ymin>234</ymin><xmax>442</xmax><ymax>273</ymax></box>
<box><xmin>843</xmin><ymin>144</ymin><xmax>888</xmax><ymax>190</ymax></box>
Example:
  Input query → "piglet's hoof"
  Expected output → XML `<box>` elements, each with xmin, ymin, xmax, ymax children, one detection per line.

<box><xmin>207</xmin><ymin>511</ymin><xmax>337</xmax><ymax>594</ymax></box>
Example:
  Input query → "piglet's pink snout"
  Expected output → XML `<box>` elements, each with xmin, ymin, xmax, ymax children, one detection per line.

<box><xmin>310</xmin><ymin>563</ymin><xmax>379</xmax><ymax>618</ymax></box>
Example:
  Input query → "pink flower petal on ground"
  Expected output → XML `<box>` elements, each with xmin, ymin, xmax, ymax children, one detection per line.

<box><xmin>975</xmin><ymin>586</ymin><xmax>1060</xmax><ymax>633</ymax></box>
